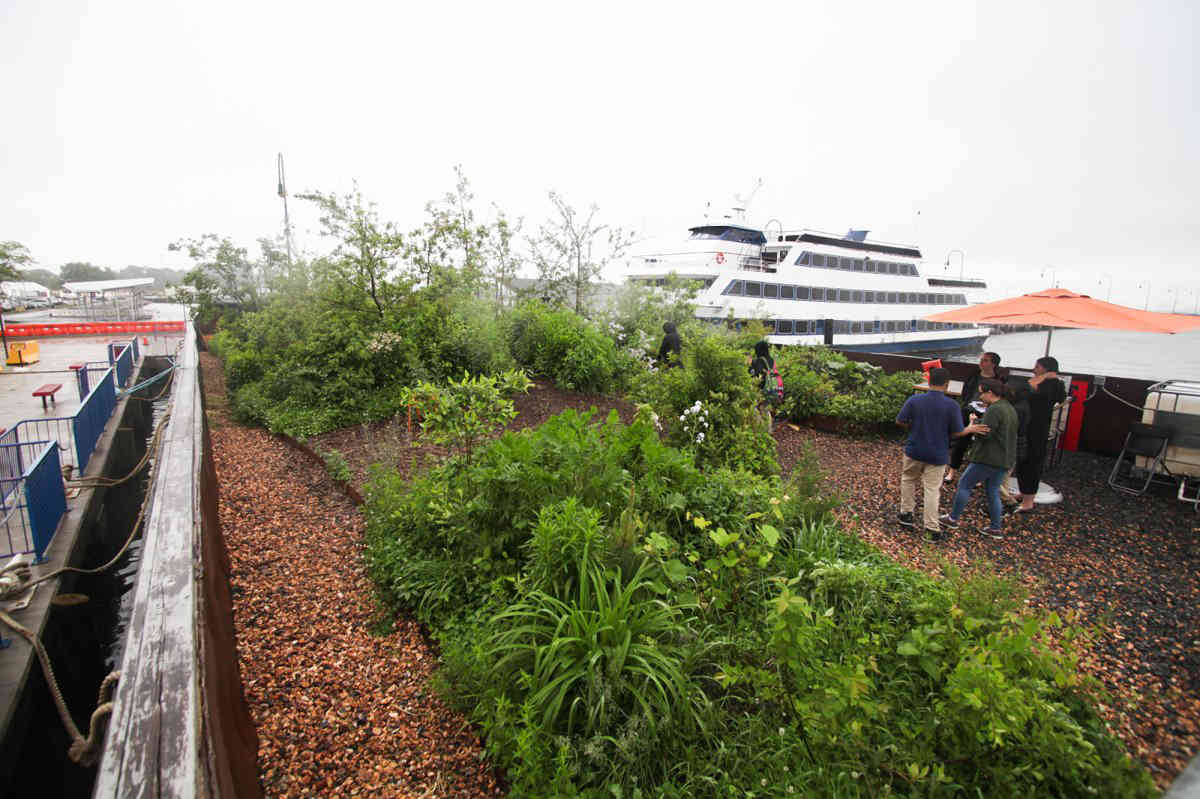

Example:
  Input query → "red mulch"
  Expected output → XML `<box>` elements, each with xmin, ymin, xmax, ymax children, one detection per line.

<box><xmin>202</xmin><ymin>352</ymin><xmax>503</xmax><ymax>797</ymax></box>
<box><xmin>776</xmin><ymin>423</ymin><xmax>1200</xmax><ymax>790</ymax></box>
<box><xmin>308</xmin><ymin>380</ymin><xmax>636</xmax><ymax>484</ymax></box>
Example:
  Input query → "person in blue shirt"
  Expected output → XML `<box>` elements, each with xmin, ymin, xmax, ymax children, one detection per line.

<box><xmin>895</xmin><ymin>367</ymin><xmax>988</xmax><ymax>540</ymax></box>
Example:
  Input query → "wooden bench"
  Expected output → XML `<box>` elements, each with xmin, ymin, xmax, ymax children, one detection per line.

<box><xmin>32</xmin><ymin>383</ymin><xmax>63</xmax><ymax>410</ymax></box>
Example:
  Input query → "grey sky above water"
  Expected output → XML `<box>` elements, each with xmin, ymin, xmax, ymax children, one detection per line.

<box><xmin>2</xmin><ymin>1</ymin><xmax>1197</xmax><ymax>311</ymax></box>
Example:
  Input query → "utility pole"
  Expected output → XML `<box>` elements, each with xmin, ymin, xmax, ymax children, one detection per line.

<box><xmin>277</xmin><ymin>153</ymin><xmax>293</xmax><ymax>270</ymax></box>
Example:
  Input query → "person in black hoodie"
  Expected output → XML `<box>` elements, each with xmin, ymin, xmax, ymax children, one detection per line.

<box><xmin>748</xmin><ymin>340</ymin><xmax>774</xmax><ymax>390</ymax></box>
<box><xmin>657</xmin><ymin>321</ymin><xmax>682</xmax><ymax>368</ymax></box>
<box><xmin>1011</xmin><ymin>356</ymin><xmax>1067</xmax><ymax>513</ymax></box>
<box><xmin>945</xmin><ymin>352</ymin><xmax>1005</xmax><ymax>484</ymax></box>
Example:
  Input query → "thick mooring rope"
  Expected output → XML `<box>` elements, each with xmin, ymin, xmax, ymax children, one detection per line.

<box><xmin>0</xmin><ymin>610</ymin><xmax>119</xmax><ymax>766</ymax></box>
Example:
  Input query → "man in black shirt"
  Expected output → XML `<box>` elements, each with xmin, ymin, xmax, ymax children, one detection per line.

<box><xmin>1012</xmin><ymin>356</ymin><xmax>1067</xmax><ymax>513</ymax></box>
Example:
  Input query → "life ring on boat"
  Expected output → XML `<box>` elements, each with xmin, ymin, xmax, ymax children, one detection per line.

<box><xmin>715</xmin><ymin>251</ymin><xmax>725</xmax><ymax>264</ymax></box>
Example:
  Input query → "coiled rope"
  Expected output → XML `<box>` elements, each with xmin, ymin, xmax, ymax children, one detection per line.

<box><xmin>0</xmin><ymin>610</ymin><xmax>119</xmax><ymax>766</ymax></box>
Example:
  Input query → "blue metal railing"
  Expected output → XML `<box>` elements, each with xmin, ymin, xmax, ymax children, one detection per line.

<box><xmin>0</xmin><ymin>443</ymin><xmax>67</xmax><ymax>562</ymax></box>
<box><xmin>0</xmin><ymin>418</ymin><xmax>75</xmax><ymax>471</ymax></box>
<box><xmin>0</xmin><ymin>339</ymin><xmax>141</xmax><ymax>559</ymax></box>
<box><xmin>112</xmin><ymin>342</ymin><xmax>133</xmax><ymax>388</ymax></box>
<box><xmin>73</xmin><ymin>368</ymin><xmax>116</xmax><ymax>474</ymax></box>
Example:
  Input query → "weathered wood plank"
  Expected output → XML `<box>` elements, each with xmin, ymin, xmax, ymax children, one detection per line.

<box><xmin>95</xmin><ymin>327</ymin><xmax>201</xmax><ymax>797</ymax></box>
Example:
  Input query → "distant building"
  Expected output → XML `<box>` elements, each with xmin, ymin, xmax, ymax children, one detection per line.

<box><xmin>1</xmin><ymin>281</ymin><xmax>52</xmax><ymax>300</ymax></box>
<box><xmin>62</xmin><ymin>277</ymin><xmax>155</xmax><ymax>322</ymax></box>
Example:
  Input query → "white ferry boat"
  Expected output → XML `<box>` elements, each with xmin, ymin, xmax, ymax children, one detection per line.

<box><xmin>626</xmin><ymin>223</ymin><xmax>990</xmax><ymax>353</ymax></box>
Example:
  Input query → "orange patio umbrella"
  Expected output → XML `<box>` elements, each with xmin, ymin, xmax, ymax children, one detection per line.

<box><xmin>925</xmin><ymin>288</ymin><xmax>1200</xmax><ymax>355</ymax></box>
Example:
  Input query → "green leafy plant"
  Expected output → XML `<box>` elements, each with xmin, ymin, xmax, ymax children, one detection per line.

<box><xmin>404</xmin><ymin>369</ymin><xmax>530</xmax><ymax>466</ymax></box>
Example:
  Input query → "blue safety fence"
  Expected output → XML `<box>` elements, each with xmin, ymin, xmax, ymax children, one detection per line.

<box><xmin>0</xmin><ymin>418</ymin><xmax>76</xmax><ymax>472</ymax></box>
<box><xmin>0</xmin><ymin>442</ymin><xmax>66</xmax><ymax>563</ymax></box>
<box><xmin>73</xmin><ymin>368</ymin><xmax>117</xmax><ymax>474</ymax></box>
<box><xmin>0</xmin><ymin>338</ymin><xmax>141</xmax><ymax>559</ymax></box>
<box><xmin>111</xmin><ymin>341</ymin><xmax>133</xmax><ymax>389</ymax></box>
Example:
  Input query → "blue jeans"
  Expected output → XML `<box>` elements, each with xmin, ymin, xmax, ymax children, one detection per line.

<box><xmin>950</xmin><ymin>462</ymin><xmax>1006</xmax><ymax>530</ymax></box>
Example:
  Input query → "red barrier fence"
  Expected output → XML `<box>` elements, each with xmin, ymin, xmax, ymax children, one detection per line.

<box><xmin>1</xmin><ymin>320</ymin><xmax>186</xmax><ymax>337</ymax></box>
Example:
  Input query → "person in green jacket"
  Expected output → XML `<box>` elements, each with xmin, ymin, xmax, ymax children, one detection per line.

<box><xmin>939</xmin><ymin>378</ymin><xmax>1018</xmax><ymax>539</ymax></box>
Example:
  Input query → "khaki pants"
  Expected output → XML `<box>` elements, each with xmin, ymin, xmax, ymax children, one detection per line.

<box><xmin>900</xmin><ymin>455</ymin><xmax>947</xmax><ymax>531</ymax></box>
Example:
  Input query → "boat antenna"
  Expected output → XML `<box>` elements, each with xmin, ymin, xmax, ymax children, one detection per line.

<box><xmin>277</xmin><ymin>152</ymin><xmax>294</xmax><ymax>269</ymax></box>
<box><xmin>731</xmin><ymin>178</ymin><xmax>764</xmax><ymax>222</ymax></box>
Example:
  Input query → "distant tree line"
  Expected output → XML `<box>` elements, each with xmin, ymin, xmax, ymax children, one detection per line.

<box><xmin>0</xmin><ymin>241</ymin><xmax>186</xmax><ymax>291</ymax></box>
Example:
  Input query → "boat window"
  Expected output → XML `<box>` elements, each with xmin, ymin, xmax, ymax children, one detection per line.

<box><xmin>795</xmin><ymin>251</ymin><xmax>809</xmax><ymax>265</ymax></box>
<box><xmin>887</xmin><ymin>263</ymin><xmax>897</xmax><ymax>274</ymax></box>
<box><xmin>763</xmin><ymin>319</ymin><xmax>776</xmax><ymax>332</ymax></box>
<box><xmin>796</xmin><ymin>286</ymin><xmax>810</xmax><ymax>300</ymax></box>
<box><xmin>863</xmin><ymin>291</ymin><xmax>874</xmax><ymax>303</ymax></box>
<box><xmin>850</xmin><ymin>322</ymin><xmax>862</xmax><ymax>333</ymax></box>
<box><xmin>851</xmin><ymin>290</ymin><xmax>863</xmax><ymax>302</ymax></box>
<box><xmin>776</xmin><ymin>319</ymin><xmax>793</xmax><ymax>334</ymax></box>
<box><xmin>722</xmin><ymin>280</ymin><xmax>743</xmax><ymax>295</ymax></box>
<box><xmin>917</xmin><ymin>293</ymin><xmax>927</xmax><ymax>304</ymax></box>
<box><xmin>837</xmin><ymin>321</ymin><xmax>850</xmax><ymax>334</ymax></box>
<box><xmin>687</xmin><ymin>226</ymin><xmax>768</xmax><ymax>245</ymax></box>
<box><xmin>839</xmin><ymin>289</ymin><xmax>851</xmax><ymax>302</ymax></box>
<box><xmin>745</xmin><ymin>281</ymin><xmax>762</xmax><ymax>297</ymax></box>
<box><xmin>815</xmin><ymin>319</ymin><xmax>825</xmax><ymax>333</ymax></box>
<box><xmin>865</xmin><ymin>260</ymin><xmax>876</xmax><ymax>273</ymax></box>
<box><xmin>812</xmin><ymin>287</ymin><xmax>825</xmax><ymax>301</ymax></box>
<box><xmin>828</xmin><ymin>256</ymin><xmax>840</xmax><ymax>269</ymax></box>
<box><xmin>885</xmin><ymin>292</ymin><xmax>895</xmax><ymax>303</ymax></box>
<box><xmin>957</xmin><ymin>294</ymin><xmax>966</xmax><ymax>304</ymax></box>
<box><xmin>873</xmin><ymin>320</ymin><xmax>882</xmax><ymax>332</ymax></box>
<box><xmin>811</xmin><ymin>253</ymin><xmax>825</xmax><ymax>267</ymax></box>
<box><xmin>935</xmin><ymin>294</ymin><xmax>945</xmax><ymax>304</ymax></box>
<box><xmin>917</xmin><ymin>320</ymin><xmax>927</xmax><ymax>331</ymax></box>
<box><xmin>763</xmin><ymin>283</ymin><xmax>778</xmax><ymax>298</ymax></box>
<box><xmin>852</xmin><ymin>259</ymin><xmax>864</xmax><ymax>272</ymax></box>
<box><xmin>780</xmin><ymin>284</ymin><xmax>794</xmax><ymax>299</ymax></box>
<box><xmin>898</xmin><ymin>292</ymin><xmax>908</xmax><ymax>304</ymax></box>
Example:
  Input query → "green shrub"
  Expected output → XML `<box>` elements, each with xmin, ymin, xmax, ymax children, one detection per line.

<box><xmin>363</xmin><ymin>405</ymin><xmax>1154</xmax><ymax>797</ymax></box>
<box><xmin>506</xmin><ymin>301</ymin><xmax>632</xmax><ymax>393</ymax></box>
<box><xmin>631</xmin><ymin>333</ymin><xmax>778</xmax><ymax>476</ymax></box>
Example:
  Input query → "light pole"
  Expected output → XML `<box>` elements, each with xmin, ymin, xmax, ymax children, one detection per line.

<box><xmin>944</xmin><ymin>249</ymin><xmax>965</xmax><ymax>280</ymax></box>
<box><xmin>1041</xmin><ymin>266</ymin><xmax>1057</xmax><ymax>288</ymax></box>
<box><xmin>1168</xmin><ymin>286</ymin><xmax>1179</xmax><ymax>313</ymax></box>
<box><xmin>1138</xmin><ymin>280</ymin><xmax>1152</xmax><ymax>310</ymax></box>
<box><xmin>1098</xmin><ymin>273</ymin><xmax>1112</xmax><ymax>302</ymax></box>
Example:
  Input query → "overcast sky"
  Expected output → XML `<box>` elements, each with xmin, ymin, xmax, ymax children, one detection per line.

<box><xmin>2</xmin><ymin>1</ymin><xmax>1197</xmax><ymax>311</ymax></box>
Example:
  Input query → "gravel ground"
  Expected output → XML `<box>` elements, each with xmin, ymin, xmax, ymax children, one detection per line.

<box><xmin>775</xmin><ymin>423</ymin><xmax>1199</xmax><ymax>790</ymax></box>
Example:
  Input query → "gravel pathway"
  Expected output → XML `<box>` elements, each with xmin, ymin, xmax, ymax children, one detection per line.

<box><xmin>776</xmin><ymin>424</ymin><xmax>1199</xmax><ymax>789</ymax></box>
<box><xmin>202</xmin><ymin>353</ymin><xmax>503</xmax><ymax>797</ymax></box>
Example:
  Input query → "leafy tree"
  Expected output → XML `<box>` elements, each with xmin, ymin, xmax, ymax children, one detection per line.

<box><xmin>0</xmin><ymin>241</ymin><xmax>33</xmax><ymax>280</ymax></box>
<box><xmin>528</xmin><ymin>192</ymin><xmax>633</xmax><ymax>315</ymax></box>
<box><xmin>116</xmin><ymin>265</ymin><xmax>188</xmax><ymax>288</ymax></box>
<box><xmin>299</xmin><ymin>186</ymin><xmax>409</xmax><ymax>318</ymax></box>
<box><xmin>169</xmin><ymin>234</ymin><xmax>279</xmax><ymax>328</ymax></box>
<box><xmin>485</xmin><ymin>208</ymin><xmax>523</xmax><ymax>309</ymax></box>
<box><xmin>19</xmin><ymin>268</ymin><xmax>62</xmax><ymax>289</ymax></box>
<box><xmin>60</xmin><ymin>261</ymin><xmax>116</xmax><ymax>283</ymax></box>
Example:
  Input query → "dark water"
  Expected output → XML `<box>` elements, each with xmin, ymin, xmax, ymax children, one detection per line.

<box><xmin>928</xmin><ymin>329</ymin><xmax>1200</xmax><ymax>382</ymax></box>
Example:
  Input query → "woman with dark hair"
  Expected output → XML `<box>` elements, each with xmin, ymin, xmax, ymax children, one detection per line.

<box><xmin>944</xmin><ymin>351</ymin><xmax>1004</xmax><ymax>484</ymax></box>
<box><xmin>1011</xmin><ymin>356</ymin><xmax>1067</xmax><ymax>513</ymax></box>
